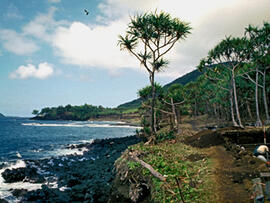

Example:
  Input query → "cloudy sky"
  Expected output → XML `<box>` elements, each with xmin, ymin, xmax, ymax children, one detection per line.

<box><xmin>0</xmin><ymin>0</ymin><xmax>270</xmax><ymax>116</ymax></box>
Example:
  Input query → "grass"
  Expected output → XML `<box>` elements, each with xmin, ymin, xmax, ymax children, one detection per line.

<box><xmin>128</xmin><ymin>137</ymin><xmax>215</xmax><ymax>202</ymax></box>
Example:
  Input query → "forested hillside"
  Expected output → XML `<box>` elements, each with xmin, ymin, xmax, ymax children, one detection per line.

<box><xmin>32</xmin><ymin>104</ymin><xmax>122</xmax><ymax>121</ymax></box>
<box><xmin>118</xmin><ymin>69</ymin><xmax>201</xmax><ymax>109</ymax></box>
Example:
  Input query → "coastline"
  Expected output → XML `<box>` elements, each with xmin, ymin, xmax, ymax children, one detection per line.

<box><xmin>32</xmin><ymin>113</ymin><xmax>141</xmax><ymax>127</ymax></box>
<box><xmin>0</xmin><ymin>135</ymin><xmax>141</xmax><ymax>202</ymax></box>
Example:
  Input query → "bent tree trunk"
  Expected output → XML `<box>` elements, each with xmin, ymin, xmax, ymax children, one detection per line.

<box><xmin>255</xmin><ymin>67</ymin><xmax>262</xmax><ymax>126</ymax></box>
<box><xmin>232</xmin><ymin>71</ymin><xmax>243</xmax><ymax>128</ymax></box>
<box><xmin>230</xmin><ymin>83</ymin><xmax>238</xmax><ymax>127</ymax></box>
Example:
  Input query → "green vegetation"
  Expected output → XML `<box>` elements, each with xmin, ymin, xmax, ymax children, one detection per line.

<box><xmin>118</xmin><ymin>11</ymin><xmax>191</xmax><ymax>139</ymax></box>
<box><xmin>32</xmin><ymin>104</ymin><xmax>133</xmax><ymax>121</ymax></box>
<box><xmin>135</xmin><ymin>21</ymin><xmax>270</xmax><ymax>143</ymax></box>
<box><xmin>125</xmin><ymin>137</ymin><xmax>213</xmax><ymax>202</ymax></box>
<box><xmin>197</xmin><ymin>22</ymin><xmax>270</xmax><ymax>127</ymax></box>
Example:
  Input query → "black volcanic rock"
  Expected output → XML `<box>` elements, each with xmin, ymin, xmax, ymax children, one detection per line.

<box><xmin>12</xmin><ymin>135</ymin><xmax>142</xmax><ymax>203</ymax></box>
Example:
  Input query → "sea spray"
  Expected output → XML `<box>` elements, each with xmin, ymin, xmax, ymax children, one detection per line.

<box><xmin>0</xmin><ymin>160</ymin><xmax>42</xmax><ymax>201</ymax></box>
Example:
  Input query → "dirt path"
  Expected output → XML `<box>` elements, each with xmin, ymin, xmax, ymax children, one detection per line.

<box><xmin>206</xmin><ymin>146</ymin><xmax>252</xmax><ymax>203</ymax></box>
<box><xmin>181</xmin><ymin>116</ymin><xmax>270</xmax><ymax>202</ymax></box>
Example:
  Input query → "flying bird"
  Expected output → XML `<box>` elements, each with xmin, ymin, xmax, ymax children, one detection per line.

<box><xmin>84</xmin><ymin>9</ymin><xmax>89</xmax><ymax>15</ymax></box>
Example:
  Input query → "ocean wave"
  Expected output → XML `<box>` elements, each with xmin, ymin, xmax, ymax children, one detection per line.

<box><xmin>22</xmin><ymin>122</ymin><xmax>141</xmax><ymax>129</ymax></box>
<box><xmin>0</xmin><ymin>160</ymin><xmax>42</xmax><ymax>201</ymax></box>
<box><xmin>21</xmin><ymin>123</ymin><xmax>83</xmax><ymax>127</ymax></box>
<box><xmin>47</xmin><ymin>147</ymin><xmax>89</xmax><ymax>157</ymax></box>
<box><xmin>79</xmin><ymin>139</ymin><xmax>94</xmax><ymax>144</ymax></box>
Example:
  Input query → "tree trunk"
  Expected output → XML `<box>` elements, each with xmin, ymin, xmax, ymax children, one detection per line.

<box><xmin>171</xmin><ymin>97</ymin><xmax>178</xmax><ymax>131</ymax></box>
<box><xmin>230</xmin><ymin>84</ymin><xmax>238</xmax><ymax>127</ymax></box>
<box><xmin>246</xmin><ymin>100</ymin><xmax>253</xmax><ymax>121</ymax></box>
<box><xmin>263</xmin><ymin>69</ymin><xmax>270</xmax><ymax>124</ymax></box>
<box><xmin>213</xmin><ymin>103</ymin><xmax>217</xmax><ymax>117</ymax></box>
<box><xmin>255</xmin><ymin>67</ymin><xmax>262</xmax><ymax>126</ymax></box>
<box><xmin>232</xmin><ymin>71</ymin><xmax>243</xmax><ymax>128</ymax></box>
<box><xmin>150</xmin><ymin>72</ymin><xmax>157</xmax><ymax>135</ymax></box>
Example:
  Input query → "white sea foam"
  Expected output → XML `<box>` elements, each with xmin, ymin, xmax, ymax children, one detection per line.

<box><xmin>79</xmin><ymin>139</ymin><xmax>94</xmax><ymax>144</ymax></box>
<box><xmin>0</xmin><ymin>160</ymin><xmax>42</xmax><ymax>201</ymax></box>
<box><xmin>22</xmin><ymin>122</ymin><xmax>141</xmax><ymax>129</ymax></box>
<box><xmin>16</xmin><ymin>152</ymin><xmax>22</xmax><ymax>158</ymax></box>
<box><xmin>51</xmin><ymin>147</ymin><xmax>89</xmax><ymax>156</ymax></box>
<box><xmin>22</xmin><ymin>123</ymin><xmax>83</xmax><ymax>127</ymax></box>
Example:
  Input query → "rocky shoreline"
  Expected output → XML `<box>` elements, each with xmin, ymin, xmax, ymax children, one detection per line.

<box><xmin>0</xmin><ymin>135</ymin><xmax>141</xmax><ymax>202</ymax></box>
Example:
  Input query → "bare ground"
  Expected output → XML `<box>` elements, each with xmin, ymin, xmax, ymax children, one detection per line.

<box><xmin>181</xmin><ymin>115</ymin><xmax>270</xmax><ymax>203</ymax></box>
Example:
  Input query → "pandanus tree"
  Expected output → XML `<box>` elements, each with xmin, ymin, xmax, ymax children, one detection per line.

<box><xmin>118</xmin><ymin>11</ymin><xmax>191</xmax><ymax>139</ymax></box>
<box><xmin>245</xmin><ymin>23</ymin><xmax>270</xmax><ymax>125</ymax></box>
<box><xmin>198</xmin><ymin>37</ymin><xmax>250</xmax><ymax>128</ymax></box>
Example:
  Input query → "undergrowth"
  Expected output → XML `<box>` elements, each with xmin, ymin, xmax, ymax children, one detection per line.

<box><xmin>129</xmin><ymin>140</ymin><xmax>214</xmax><ymax>202</ymax></box>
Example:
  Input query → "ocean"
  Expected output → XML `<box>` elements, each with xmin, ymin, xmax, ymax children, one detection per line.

<box><xmin>0</xmin><ymin>117</ymin><xmax>139</xmax><ymax>201</ymax></box>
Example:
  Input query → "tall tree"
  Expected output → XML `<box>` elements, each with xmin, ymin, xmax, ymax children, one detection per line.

<box><xmin>118</xmin><ymin>11</ymin><xmax>191</xmax><ymax>139</ymax></box>
<box><xmin>198</xmin><ymin>37</ymin><xmax>250</xmax><ymax>127</ymax></box>
<box><xmin>245</xmin><ymin>23</ymin><xmax>270</xmax><ymax>125</ymax></box>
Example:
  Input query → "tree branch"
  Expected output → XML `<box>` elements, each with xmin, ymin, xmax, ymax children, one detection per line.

<box><xmin>129</xmin><ymin>152</ymin><xmax>166</xmax><ymax>182</ymax></box>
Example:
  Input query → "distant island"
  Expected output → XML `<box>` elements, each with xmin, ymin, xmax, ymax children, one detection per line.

<box><xmin>0</xmin><ymin>113</ymin><xmax>5</xmax><ymax>118</ymax></box>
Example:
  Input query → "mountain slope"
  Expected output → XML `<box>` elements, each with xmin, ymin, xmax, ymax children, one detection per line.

<box><xmin>0</xmin><ymin>113</ymin><xmax>5</xmax><ymax>118</ymax></box>
<box><xmin>163</xmin><ymin>69</ymin><xmax>201</xmax><ymax>89</ymax></box>
<box><xmin>118</xmin><ymin>69</ymin><xmax>202</xmax><ymax>109</ymax></box>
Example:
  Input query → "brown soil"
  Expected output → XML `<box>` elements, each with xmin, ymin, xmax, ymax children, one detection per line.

<box><xmin>182</xmin><ymin>116</ymin><xmax>270</xmax><ymax>203</ymax></box>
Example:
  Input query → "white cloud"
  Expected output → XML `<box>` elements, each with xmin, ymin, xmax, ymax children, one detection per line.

<box><xmin>50</xmin><ymin>0</ymin><xmax>270</xmax><ymax>79</ymax></box>
<box><xmin>9</xmin><ymin>62</ymin><xmax>54</xmax><ymax>79</ymax></box>
<box><xmin>3</xmin><ymin>0</ymin><xmax>270</xmax><ymax>80</ymax></box>
<box><xmin>97</xmin><ymin>0</ymin><xmax>158</xmax><ymax>20</ymax></box>
<box><xmin>23</xmin><ymin>7</ymin><xmax>68</xmax><ymax>43</ymax></box>
<box><xmin>0</xmin><ymin>29</ymin><xmax>39</xmax><ymax>55</ymax></box>
<box><xmin>0</xmin><ymin>7</ymin><xmax>67</xmax><ymax>56</ymax></box>
<box><xmin>52</xmin><ymin>20</ymin><xmax>138</xmax><ymax>70</ymax></box>
<box><xmin>48</xmin><ymin>0</ymin><xmax>61</xmax><ymax>3</ymax></box>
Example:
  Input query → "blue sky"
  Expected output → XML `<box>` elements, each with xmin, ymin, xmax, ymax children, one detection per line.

<box><xmin>0</xmin><ymin>0</ymin><xmax>270</xmax><ymax>117</ymax></box>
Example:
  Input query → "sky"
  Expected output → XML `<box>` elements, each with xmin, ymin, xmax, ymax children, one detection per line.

<box><xmin>0</xmin><ymin>0</ymin><xmax>270</xmax><ymax>117</ymax></box>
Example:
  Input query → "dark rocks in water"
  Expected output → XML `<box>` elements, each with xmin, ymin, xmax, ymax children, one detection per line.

<box><xmin>66</xmin><ymin>176</ymin><xmax>82</xmax><ymax>187</ymax></box>
<box><xmin>2</xmin><ymin>168</ymin><xmax>26</xmax><ymax>183</ymax></box>
<box><xmin>0</xmin><ymin>199</ymin><xmax>9</xmax><ymax>203</ymax></box>
<box><xmin>11</xmin><ymin>135</ymin><xmax>142</xmax><ymax>202</ymax></box>
<box><xmin>2</xmin><ymin>167</ymin><xmax>44</xmax><ymax>183</ymax></box>
<box><xmin>22</xmin><ymin>185</ymin><xmax>70</xmax><ymax>203</ymax></box>
<box><xmin>11</xmin><ymin>189</ymin><xmax>28</xmax><ymax>198</ymax></box>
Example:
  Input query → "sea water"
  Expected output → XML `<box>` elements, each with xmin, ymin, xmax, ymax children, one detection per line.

<box><xmin>0</xmin><ymin>117</ymin><xmax>139</xmax><ymax>200</ymax></box>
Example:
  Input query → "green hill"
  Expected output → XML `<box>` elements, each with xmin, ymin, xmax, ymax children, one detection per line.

<box><xmin>163</xmin><ymin>69</ymin><xmax>201</xmax><ymax>89</ymax></box>
<box><xmin>118</xmin><ymin>69</ymin><xmax>201</xmax><ymax>109</ymax></box>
